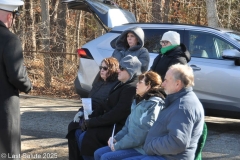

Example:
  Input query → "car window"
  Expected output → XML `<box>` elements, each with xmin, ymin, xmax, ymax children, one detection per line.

<box><xmin>143</xmin><ymin>29</ymin><xmax>184</xmax><ymax>53</ymax></box>
<box><xmin>188</xmin><ymin>31</ymin><xmax>237</xmax><ymax>59</ymax></box>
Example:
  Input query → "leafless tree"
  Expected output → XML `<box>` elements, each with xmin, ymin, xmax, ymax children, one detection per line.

<box><xmin>205</xmin><ymin>0</ymin><xmax>218</xmax><ymax>28</ymax></box>
<box><xmin>40</xmin><ymin>0</ymin><xmax>51</xmax><ymax>88</ymax></box>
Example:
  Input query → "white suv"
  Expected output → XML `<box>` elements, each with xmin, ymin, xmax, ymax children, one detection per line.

<box><xmin>63</xmin><ymin>0</ymin><xmax>240</xmax><ymax>118</ymax></box>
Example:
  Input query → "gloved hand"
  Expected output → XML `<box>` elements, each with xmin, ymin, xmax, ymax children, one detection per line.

<box><xmin>73</xmin><ymin>111</ymin><xmax>83</xmax><ymax>122</ymax></box>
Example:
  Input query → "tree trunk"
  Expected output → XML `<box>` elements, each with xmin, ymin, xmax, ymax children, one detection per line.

<box><xmin>206</xmin><ymin>0</ymin><xmax>219</xmax><ymax>28</ymax></box>
<box><xmin>40</xmin><ymin>0</ymin><xmax>51</xmax><ymax>88</ymax></box>
<box><xmin>25</xmin><ymin>0</ymin><xmax>37</xmax><ymax>59</ymax></box>
<box><xmin>163</xmin><ymin>0</ymin><xmax>170</xmax><ymax>22</ymax></box>
<box><xmin>56</xmin><ymin>2</ymin><xmax>67</xmax><ymax>75</ymax></box>
<box><xmin>152</xmin><ymin>0</ymin><xmax>162</xmax><ymax>22</ymax></box>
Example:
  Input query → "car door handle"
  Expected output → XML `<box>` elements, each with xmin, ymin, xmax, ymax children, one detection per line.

<box><xmin>190</xmin><ymin>64</ymin><xmax>201</xmax><ymax>71</ymax></box>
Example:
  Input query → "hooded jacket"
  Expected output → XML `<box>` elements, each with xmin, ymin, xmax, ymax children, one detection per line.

<box><xmin>151</xmin><ymin>43</ymin><xmax>191</xmax><ymax>79</ymax></box>
<box><xmin>119</xmin><ymin>55</ymin><xmax>142</xmax><ymax>81</ymax></box>
<box><xmin>113</xmin><ymin>88</ymin><xmax>165</xmax><ymax>155</ymax></box>
<box><xmin>112</xmin><ymin>27</ymin><xmax>149</xmax><ymax>73</ymax></box>
<box><xmin>81</xmin><ymin>77</ymin><xmax>138</xmax><ymax>156</ymax></box>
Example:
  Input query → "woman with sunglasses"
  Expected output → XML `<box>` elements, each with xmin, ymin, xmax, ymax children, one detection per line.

<box><xmin>150</xmin><ymin>31</ymin><xmax>191</xmax><ymax>79</ymax></box>
<box><xmin>112</xmin><ymin>26</ymin><xmax>149</xmax><ymax>73</ymax></box>
<box><xmin>94</xmin><ymin>71</ymin><xmax>165</xmax><ymax>160</ymax></box>
<box><xmin>66</xmin><ymin>57</ymin><xmax>119</xmax><ymax>160</ymax></box>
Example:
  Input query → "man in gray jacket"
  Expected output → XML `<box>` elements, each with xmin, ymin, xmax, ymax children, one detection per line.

<box><xmin>128</xmin><ymin>64</ymin><xmax>204</xmax><ymax>160</ymax></box>
<box><xmin>0</xmin><ymin>1</ymin><xmax>32</xmax><ymax>159</ymax></box>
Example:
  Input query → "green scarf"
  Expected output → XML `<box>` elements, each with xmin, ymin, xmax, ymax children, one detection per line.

<box><xmin>160</xmin><ymin>45</ymin><xmax>178</xmax><ymax>54</ymax></box>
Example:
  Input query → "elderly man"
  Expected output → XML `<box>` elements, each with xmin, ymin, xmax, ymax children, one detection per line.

<box><xmin>127</xmin><ymin>64</ymin><xmax>204</xmax><ymax>160</ymax></box>
<box><xmin>0</xmin><ymin>1</ymin><xmax>32</xmax><ymax>159</ymax></box>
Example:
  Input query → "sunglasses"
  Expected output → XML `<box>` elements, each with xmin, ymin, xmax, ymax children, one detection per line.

<box><xmin>12</xmin><ymin>10</ymin><xmax>19</xmax><ymax>18</ymax></box>
<box><xmin>119</xmin><ymin>66</ymin><xmax>125</xmax><ymax>71</ymax></box>
<box><xmin>160</xmin><ymin>40</ymin><xmax>170</xmax><ymax>45</ymax></box>
<box><xmin>0</xmin><ymin>9</ymin><xmax>19</xmax><ymax>18</ymax></box>
<box><xmin>99</xmin><ymin>66</ymin><xmax>108</xmax><ymax>71</ymax></box>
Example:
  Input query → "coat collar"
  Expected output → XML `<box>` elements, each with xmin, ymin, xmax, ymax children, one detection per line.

<box><xmin>0</xmin><ymin>20</ymin><xmax>7</xmax><ymax>28</ymax></box>
<box><xmin>164</xmin><ymin>87</ymin><xmax>193</xmax><ymax>107</ymax></box>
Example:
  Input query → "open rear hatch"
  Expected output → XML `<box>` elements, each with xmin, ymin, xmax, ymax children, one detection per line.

<box><xmin>62</xmin><ymin>0</ymin><xmax>136</xmax><ymax>30</ymax></box>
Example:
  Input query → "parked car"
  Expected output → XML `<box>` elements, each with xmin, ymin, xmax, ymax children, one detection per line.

<box><xmin>62</xmin><ymin>0</ymin><xmax>240</xmax><ymax>118</ymax></box>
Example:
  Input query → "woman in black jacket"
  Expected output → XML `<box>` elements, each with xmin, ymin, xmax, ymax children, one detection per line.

<box><xmin>66</xmin><ymin>57</ymin><xmax>119</xmax><ymax>160</ymax></box>
<box><xmin>150</xmin><ymin>31</ymin><xmax>191</xmax><ymax>79</ymax></box>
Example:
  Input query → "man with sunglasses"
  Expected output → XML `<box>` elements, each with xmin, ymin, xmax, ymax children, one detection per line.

<box><xmin>0</xmin><ymin>1</ymin><xmax>32</xmax><ymax>159</ymax></box>
<box><xmin>150</xmin><ymin>31</ymin><xmax>191</xmax><ymax>80</ymax></box>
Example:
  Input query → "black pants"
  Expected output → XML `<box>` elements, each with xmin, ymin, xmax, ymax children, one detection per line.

<box><xmin>67</xmin><ymin>121</ymin><xmax>83</xmax><ymax>160</ymax></box>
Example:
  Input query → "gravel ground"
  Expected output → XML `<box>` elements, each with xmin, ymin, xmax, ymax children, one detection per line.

<box><xmin>19</xmin><ymin>95</ymin><xmax>240</xmax><ymax>160</ymax></box>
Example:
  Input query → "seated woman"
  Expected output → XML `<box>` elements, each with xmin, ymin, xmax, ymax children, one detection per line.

<box><xmin>66</xmin><ymin>57</ymin><xmax>119</xmax><ymax>160</ymax></box>
<box><xmin>75</xmin><ymin>55</ymin><xmax>142</xmax><ymax>160</ymax></box>
<box><xmin>94</xmin><ymin>71</ymin><xmax>165</xmax><ymax>160</ymax></box>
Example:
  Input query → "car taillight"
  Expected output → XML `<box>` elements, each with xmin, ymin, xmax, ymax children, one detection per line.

<box><xmin>77</xmin><ymin>49</ymin><xmax>87</xmax><ymax>58</ymax></box>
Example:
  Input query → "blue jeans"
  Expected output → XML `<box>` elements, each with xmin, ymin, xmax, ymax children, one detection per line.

<box><xmin>123</xmin><ymin>155</ymin><xmax>165</xmax><ymax>160</ymax></box>
<box><xmin>94</xmin><ymin>146</ymin><xmax>142</xmax><ymax>160</ymax></box>
<box><xmin>75</xmin><ymin>129</ymin><xmax>94</xmax><ymax>160</ymax></box>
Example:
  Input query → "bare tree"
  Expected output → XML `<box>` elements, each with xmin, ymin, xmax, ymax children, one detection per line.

<box><xmin>205</xmin><ymin>0</ymin><xmax>218</xmax><ymax>28</ymax></box>
<box><xmin>152</xmin><ymin>0</ymin><xmax>163</xmax><ymax>22</ymax></box>
<box><xmin>163</xmin><ymin>0</ymin><xmax>171</xmax><ymax>22</ymax></box>
<box><xmin>40</xmin><ymin>0</ymin><xmax>51</xmax><ymax>88</ymax></box>
<box><xmin>56</xmin><ymin>2</ymin><xmax>67</xmax><ymax>74</ymax></box>
<box><xmin>25</xmin><ymin>0</ymin><xmax>37</xmax><ymax>58</ymax></box>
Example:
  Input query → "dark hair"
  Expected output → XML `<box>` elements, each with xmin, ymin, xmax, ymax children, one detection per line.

<box><xmin>136</xmin><ymin>71</ymin><xmax>165</xmax><ymax>101</ymax></box>
<box><xmin>138</xmin><ymin>71</ymin><xmax>162</xmax><ymax>89</ymax></box>
<box><xmin>98</xmin><ymin>57</ymin><xmax>119</xmax><ymax>82</ymax></box>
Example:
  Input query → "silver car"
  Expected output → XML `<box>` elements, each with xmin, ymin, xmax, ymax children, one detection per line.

<box><xmin>63</xmin><ymin>0</ymin><xmax>240</xmax><ymax>118</ymax></box>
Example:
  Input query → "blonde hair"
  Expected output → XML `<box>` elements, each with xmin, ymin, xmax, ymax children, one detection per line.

<box><xmin>169</xmin><ymin>64</ymin><xmax>194</xmax><ymax>87</ymax></box>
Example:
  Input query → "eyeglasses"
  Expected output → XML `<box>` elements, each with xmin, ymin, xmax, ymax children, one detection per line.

<box><xmin>99</xmin><ymin>66</ymin><xmax>108</xmax><ymax>71</ymax></box>
<box><xmin>12</xmin><ymin>10</ymin><xmax>19</xmax><ymax>19</ymax></box>
<box><xmin>160</xmin><ymin>40</ymin><xmax>170</xmax><ymax>45</ymax></box>
<box><xmin>119</xmin><ymin>66</ymin><xmax>125</xmax><ymax>71</ymax></box>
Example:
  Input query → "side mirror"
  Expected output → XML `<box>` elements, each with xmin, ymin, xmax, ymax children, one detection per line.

<box><xmin>222</xmin><ymin>49</ymin><xmax>240</xmax><ymax>66</ymax></box>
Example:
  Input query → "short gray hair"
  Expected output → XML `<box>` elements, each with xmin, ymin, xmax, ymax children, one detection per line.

<box><xmin>169</xmin><ymin>64</ymin><xmax>194</xmax><ymax>87</ymax></box>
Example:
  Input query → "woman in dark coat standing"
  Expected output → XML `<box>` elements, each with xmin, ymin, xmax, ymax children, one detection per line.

<box><xmin>150</xmin><ymin>31</ymin><xmax>191</xmax><ymax>79</ymax></box>
<box><xmin>112</xmin><ymin>26</ymin><xmax>149</xmax><ymax>73</ymax></box>
<box><xmin>75</xmin><ymin>55</ymin><xmax>142</xmax><ymax>160</ymax></box>
<box><xmin>0</xmin><ymin>1</ymin><xmax>32</xmax><ymax>159</ymax></box>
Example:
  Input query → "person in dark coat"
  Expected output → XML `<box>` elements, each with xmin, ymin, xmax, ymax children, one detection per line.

<box><xmin>66</xmin><ymin>57</ymin><xmax>119</xmax><ymax>160</ymax></box>
<box><xmin>0</xmin><ymin>1</ymin><xmax>32</xmax><ymax>159</ymax></box>
<box><xmin>150</xmin><ymin>31</ymin><xmax>191</xmax><ymax>79</ymax></box>
<box><xmin>112</xmin><ymin>26</ymin><xmax>149</xmax><ymax>73</ymax></box>
<box><xmin>75</xmin><ymin>55</ymin><xmax>142</xmax><ymax>160</ymax></box>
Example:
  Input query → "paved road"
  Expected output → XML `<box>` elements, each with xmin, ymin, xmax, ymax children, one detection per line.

<box><xmin>19</xmin><ymin>95</ymin><xmax>240</xmax><ymax>160</ymax></box>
